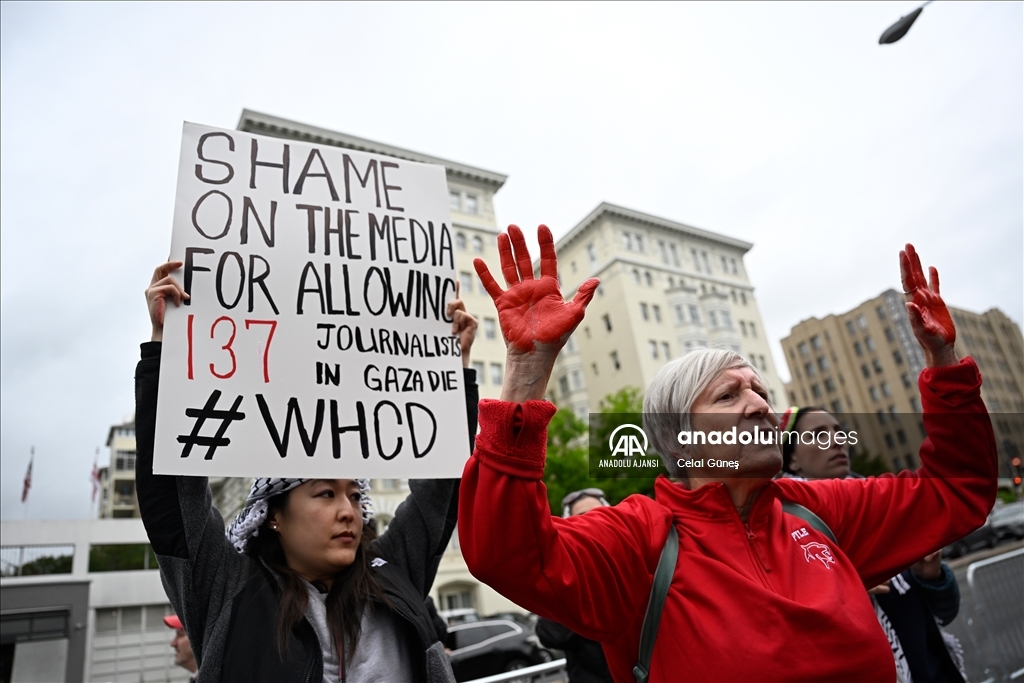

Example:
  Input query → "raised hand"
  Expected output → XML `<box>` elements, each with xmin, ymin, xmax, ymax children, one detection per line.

<box><xmin>899</xmin><ymin>244</ymin><xmax>957</xmax><ymax>368</ymax></box>
<box><xmin>475</xmin><ymin>225</ymin><xmax>599</xmax><ymax>355</ymax></box>
<box><xmin>474</xmin><ymin>225</ymin><xmax>599</xmax><ymax>402</ymax></box>
<box><xmin>146</xmin><ymin>261</ymin><xmax>189</xmax><ymax>342</ymax></box>
<box><xmin>446</xmin><ymin>281</ymin><xmax>479</xmax><ymax>367</ymax></box>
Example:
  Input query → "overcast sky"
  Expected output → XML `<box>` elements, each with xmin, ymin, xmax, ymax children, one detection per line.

<box><xmin>2</xmin><ymin>1</ymin><xmax>1021</xmax><ymax>520</ymax></box>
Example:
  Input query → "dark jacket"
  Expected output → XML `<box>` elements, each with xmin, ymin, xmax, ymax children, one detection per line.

<box><xmin>136</xmin><ymin>342</ymin><xmax>477</xmax><ymax>683</ymax></box>
<box><xmin>535</xmin><ymin>618</ymin><xmax>613</xmax><ymax>683</ymax></box>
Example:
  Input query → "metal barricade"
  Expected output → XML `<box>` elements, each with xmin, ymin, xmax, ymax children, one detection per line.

<box><xmin>959</xmin><ymin>548</ymin><xmax>1024</xmax><ymax>682</ymax></box>
<box><xmin>466</xmin><ymin>658</ymin><xmax>568</xmax><ymax>683</ymax></box>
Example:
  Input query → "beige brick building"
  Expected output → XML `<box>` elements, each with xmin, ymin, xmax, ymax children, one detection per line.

<box><xmin>546</xmin><ymin>203</ymin><xmax>786</xmax><ymax>415</ymax></box>
<box><xmin>781</xmin><ymin>289</ymin><xmax>1024</xmax><ymax>476</ymax></box>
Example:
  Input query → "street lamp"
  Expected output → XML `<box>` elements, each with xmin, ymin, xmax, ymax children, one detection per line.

<box><xmin>879</xmin><ymin>1</ymin><xmax>933</xmax><ymax>44</ymax></box>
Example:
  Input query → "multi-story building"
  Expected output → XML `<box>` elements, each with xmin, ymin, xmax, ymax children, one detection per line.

<box><xmin>781</xmin><ymin>290</ymin><xmax>1024</xmax><ymax>476</ymax></box>
<box><xmin>546</xmin><ymin>202</ymin><xmax>786</xmax><ymax>415</ymax></box>
<box><xmin>100</xmin><ymin>420</ymin><xmax>138</xmax><ymax>519</ymax></box>
<box><xmin>233</xmin><ymin>110</ymin><xmax>521</xmax><ymax>615</ymax></box>
<box><xmin>1</xmin><ymin>518</ymin><xmax>189</xmax><ymax>682</ymax></box>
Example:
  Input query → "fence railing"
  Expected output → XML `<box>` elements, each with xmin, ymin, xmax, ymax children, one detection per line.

<box><xmin>466</xmin><ymin>658</ymin><xmax>567</xmax><ymax>683</ymax></box>
<box><xmin>961</xmin><ymin>548</ymin><xmax>1024</xmax><ymax>682</ymax></box>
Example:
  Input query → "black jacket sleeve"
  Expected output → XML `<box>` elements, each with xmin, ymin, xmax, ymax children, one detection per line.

<box><xmin>373</xmin><ymin>367</ymin><xmax>478</xmax><ymax>597</ymax></box>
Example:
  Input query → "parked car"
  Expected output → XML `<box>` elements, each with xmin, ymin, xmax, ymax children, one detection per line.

<box><xmin>990</xmin><ymin>501</ymin><xmax>1024</xmax><ymax>541</ymax></box>
<box><xmin>942</xmin><ymin>519</ymin><xmax>998</xmax><ymax>558</ymax></box>
<box><xmin>439</xmin><ymin>608</ymin><xmax>480</xmax><ymax>626</ymax></box>
<box><xmin>445</xmin><ymin>618</ymin><xmax>554</xmax><ymax>682</ymax></box>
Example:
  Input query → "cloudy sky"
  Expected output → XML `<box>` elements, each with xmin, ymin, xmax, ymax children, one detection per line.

<box><xmin>2</xmin><ymin>2</ymin><xmax>1021</xmax><ymax>520</ymax></box>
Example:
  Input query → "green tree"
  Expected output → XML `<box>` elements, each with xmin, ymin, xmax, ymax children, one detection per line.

<box><xmin>850</xmin><ymin>450</ymin><xmax>892</xmax><ymax>477</ymax></box>
<box><xmin>543</xmin><ymin>387</ymin><xmax>658</xmax><ymax>515</ymax></box>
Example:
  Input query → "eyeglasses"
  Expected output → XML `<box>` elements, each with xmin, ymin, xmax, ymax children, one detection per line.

<box><xmin>561</xmin><ymin>488</ymin><xmax>606</xmax><ymax>509</ymax></box>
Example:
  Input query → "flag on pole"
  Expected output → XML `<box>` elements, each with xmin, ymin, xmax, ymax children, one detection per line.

<box><xmin>91</xmin><ymin>449</ymin><xmax>101</xmax><ymax>504</ymax></box>
<box><xmin>22</xmin><ymin>449</ymin><xmax>34</xmax><ymax>503</ymax></box>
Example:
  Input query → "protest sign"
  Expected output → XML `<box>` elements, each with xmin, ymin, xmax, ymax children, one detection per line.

<box><xmin>153</xmin><ymin>122</ymin><xmax>469</xmax><ymax>478</ymax></box>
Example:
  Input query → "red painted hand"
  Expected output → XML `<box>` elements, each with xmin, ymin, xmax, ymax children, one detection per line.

<box><xmin>899</xmin><ymin>244</ymin><xmax>957</xmax><ymax>367</ymax></box>
<box><xmin>474</xmin><ymin>225</ymin><xmax>599</xmax><ymax>354</ymax></box>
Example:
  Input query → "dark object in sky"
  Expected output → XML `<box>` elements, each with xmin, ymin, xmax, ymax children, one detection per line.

<box><xmin>879</xmin><ymin>3</ymin><xmax>930</xmax><ymax>44</ymax></box>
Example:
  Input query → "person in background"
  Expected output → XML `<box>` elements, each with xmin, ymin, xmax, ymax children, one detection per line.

<box><xmin>781</xmin><ymin>406</ymin><xmax>967</xmax><ymax>683</ymax></box>
<box><xmin>535</xmin><ymin>489</ymin><xmax>614</xmax><ymax>683</ymax></box>
<box><xmin>163</xmin><ymin>614</ymin><xmax>197</xmax><ymax>682</ymax></box>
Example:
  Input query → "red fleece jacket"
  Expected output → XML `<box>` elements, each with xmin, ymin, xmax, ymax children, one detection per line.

<box><xmin>459</xmin><ymin>358</ymin><xmax>996</xmax><ymax>683</ymax></box>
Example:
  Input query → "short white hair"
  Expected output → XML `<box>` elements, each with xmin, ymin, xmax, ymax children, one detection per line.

<box><xmin>643</xmin><ymin>348</ymin><xmax>768</xmax><ymax>478</ymax></box>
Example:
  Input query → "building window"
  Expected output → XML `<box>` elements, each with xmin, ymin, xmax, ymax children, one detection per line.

<box><xmin>798</xmin><ymin>342</ymin><xmax>810</xmax><ymax>357</ymax></box>
<box><xmin>649</xmin><ymin>340</ymin><xmax>659</xmax><ymax>359</ymax></box>
<box><xmin>632</xmin><ymin>269</ymin><xmax>641</xmax><ymax>285</ymax></box>
<box><xmin>459</xmin><ymin>271</ymin><xmax>473</xmax><ymax>294</ymax></box>
<box><xmin>876</xmin><ymin>305</ymin><xmax>887</xmax><ymax>320</ymax></box>
<box><xmin>591</xmin><ymin>362</ymin><xmax>599</xmax><ymax>376</ymax></box>
<box><xmin>831</xmin><ymin>399</ymin><xmax>843</xmax><ymax>413</ymax></box>
<box><xmin>559</xmin><ymin>375</ymin><xmax>570</xmax><ymax>397</ymax></box>
<box><xmin>652</xmin><ymin>305</ymin><xmax>661</xmax><ymax>323</ymax></box>
<box><xmin>472</xmin><ymin>236</ymin><xmax>483</xmax><ymax>254</ymax></box>
<box><xmin>689</xmin><ymin>305</ymin><xmax>701</xmax><ymax>324</ymax></box>
<box><xmin>740</xmin><ymin>292</ymin><xmax>747</xmax><ymax>305</ymax></box>
<box><xmin>873</xmin><ymin>358</ymin><xmax>884</xmax><ymax>374</ymax></box>
<box><xmin>721</xmin><ymin>255</ymin><xmax>729</xmax><ymax>272</ymax></box>
<box><xmin>861</xmin><ymin>364</ymin><xmax>870</xmax><ymax>379</ymax></box>
<box><xmin>669</xmin><ymin>243</ymin><xmax>680</xmax><ymax>266</ymax></box>
<box><xmin>478</xmin><ymin>275</ymin><xmax>488</xmax><ymax>297</ymax></box>
<box><xmin>622</xmin><ymin>232</ymin><xmax>634</xmax><ymax>250</ymax></box>
<box><xmin>759</xmin><ymin>355</ymin><xmax>767</xmax><ymax>371</ymax></box>
<box><xmin>910</xmin><ymin>397</ymin><xmax>920</xmax><ymax>412</ymax></box>
<box><xmin>865</xmin><ymin>336</ymin><xmax>876</xmax><ymax>352</ymax></box>
<box><xmin>611</xmin><ymin>351</ymin><xmax>621</xmax><ymax>370</ymax></box>
<box><xmin>854</xmin><ymin>341</ymin><xmax>863</xmax><ymax>356</ymax></box>
<box><xmin>846</xmin><ymin>320</ymin><xmax>857</xmax><ymax>336</ymax></box>
<box><xmin>483</xmin><ymin>318</ymin><xmax>496</xmax><ymax>340</ymax></box>
<box><xmin>644</xmin><ymin>271</ymin><xmax>652</xmax><ymax>287</ymax></box>
<box><xmin>749</xmin><ymin>322</ymin><xmax>756</xmax><ymax>338</ymax></box>
<box><xmin>811</xmin><ymin>335</ymin><xmax>823</xmax><ymax>350</ymax></box>
<box><xmin>115</xmin><ymin>451</ymin><xmax>136</xmax><ymax>471</ymax></box>
<box><xmin>877</xmin><ymin>410</ymin><xmax>887</xmax><ymax>425</ymax></box>
<box><xmin>662</xmin><ymin>342</ymin><xmax>671</xmax><ymax>360</ymax></box>
<box><xmin>603</xmin><ymin>314</ymin><xmax>612</xmax><ymax>332</ymax></box>
<box><xmin>817</xmin><ymin>356</ymin><xmax>830</xmax><ymax>372</ymax></box>
<box><xmin>691</xmin><ymin>248</ymin><xmax>701</xmax><ymax>272</ymax></box>
<box><xmin>730</xmin><ymin>258</ymin><xmax>738</xmax><ymax>274</ymax></box>
<box><xmin>449</xmin><ymin>190</ymin><xmax>461</xmax><ymax>212</ymax></box>
<box><xmin>471</xmin><ymin>361</ymin><xmax>485</xmax><ymax>381</ymax></box>
<box><xmin>857</xmin><ymin>315</ymin><xmax>868</xmax><ymax>330</ymax></box>
<box><xmin>804</xmin><ymin>361</ymin><xmax>816</xmax><ymax>378</ymax></box>
<box><xmin>896</xmin><ymin>429</ymin><xmax>907</xmax><ymax>445</ymax></box>
<box><xmin>881</xmin><ymin>381</ymin><xmax>892</xmax><ymax>397</ymax></box>
<box><xmin>456</xmin><ymin>232</ymin><xmax>466</xmax><ymax>251</ymax></box>
<box><xmin>701</xmin><ymin>251</ymin><xmax>712</xmax><ymax>273</ymax></box>
<box><xmin>720</xmin><ymin>311</ymin><xmax>732</xmax><ymax>329</ymax></box>
<box><xmin>893</xmin><ymin>350</ymin><xmax>903</xmax><ymax>365</ymax></box>
<box><xmin>869</xmin><ymin>386</ymin><xmax>879</xmax><ymax>402</ymax></box>
<box><xmin>811</xmin><ymin>384</ymin><xmax>822</xmax><ymax>399</ymax></box>
<box><xmin>658</xmin><ymin>240</ymin><xmax>669</xmax><ymax>264</ymax></box>
<box><xmin>587</xmin><ymin>244</ymin><xmax>597</xmax><ymax>263</ymax></box>
<box><xmin>740</xmin><ymin>321</ymin><xmax>747</xmax><ymax>336</ymax></box>
<box><xmin>571</xmin><ymin>369</ymin><xmax>583</xmax><ymax>390</ymax></box>
<box><xmin>489</xmin><ymin>363</ymin><xmax>503</xmax><ymax>385</ymax></box>
<box><xmin>465</xmin><ymin>194</ymin><xmax>478</xmax><ymax>215</ymax></box>
<box><xmin>675</xmin><ymin>305</ymin><xmax>685</xmax><ymax>324</ymax></box>
<box><xmin>901</xmin><ymin>372</ymin><xmax>912</xmax><ymax>388</ymax></box>
<box><xmin>884</xmin><ymin>433</ymin><xmax>895</xmax><ymax>449</ymax></box>
<box><xmin>640</xmin><ymin>303</ymin><xmax>649</xmax><ymax>321</ymax></box>
<box><xmin>709</xmin><ymin>311</ymin><xmax>719</xmax><ymax>328</ymax></box>
<box><xmin>885</xmin><ymin>327</ymin><xmax>895</xmax><ymax>342</ymax></box>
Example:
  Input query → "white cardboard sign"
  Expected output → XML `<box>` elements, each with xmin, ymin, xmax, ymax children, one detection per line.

<box><xmin>153</xmin><ymin>122</ymin><xmax>469</xmax><ymax>478</ymax></box>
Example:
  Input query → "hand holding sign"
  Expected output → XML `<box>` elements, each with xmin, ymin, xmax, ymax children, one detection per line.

<box><xmin>446</xmin><ymin>282</ymin><xmax>478</xmax><ymax>368</ymax></box>
<box><xmin>899</xmin><ymin>243</ymin><xmax>958</xmax><ymax>368</ymax></box>
<box><xmin>474</xmin><ymin>224</ymin><xmax>599</xmax><ymax>402</ymax></box>
<box><xmin>147</xmin><ymin>261</ymin><xmax>189</xmax><ymax>342</ymax></box>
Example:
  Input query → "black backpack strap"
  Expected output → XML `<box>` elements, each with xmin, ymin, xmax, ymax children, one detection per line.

<box><xmin>782</xmin><ymin>501</ymin><xmax>837</xmax><ymax>543</ymax></box>
<box><xmin>634</xmin><ymin>524</ymin><xmax>678</xmax><ymax>683</ymax></box>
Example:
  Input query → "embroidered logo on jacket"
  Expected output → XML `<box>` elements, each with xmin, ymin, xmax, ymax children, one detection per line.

<box><xmin>801</xmin><ymin>542</ymin><xmax>836</xmax><ymax>569</ymax></box>
<box><xmin>370</xmin><ymin>557</ymin><xmax>387</xmax><ymax>568</ymax></box>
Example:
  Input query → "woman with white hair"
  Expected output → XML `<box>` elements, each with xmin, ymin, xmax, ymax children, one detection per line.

<box><xmin>458</xmin><ymin>226</ymin><xmax>996</xmax><ymax>682</ymax></box>
<box><xmin>136</xmin><ymin>262</ymin><xmax>478</xmax><ymax>683</ymax></box>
